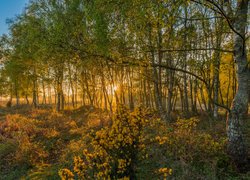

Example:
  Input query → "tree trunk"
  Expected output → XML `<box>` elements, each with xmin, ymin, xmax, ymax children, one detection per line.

<box><xmin>157</xmin><ymin>12</ymin><xmax>163</xmax><ymax>110</ymax></box>
<box><xmin>227</xmin><ymin>0</ymin><xmax>249</xmax><ymax>171</ymax></box>
<box><xmin>213</xmin><ymin>16</ymin><xmax>223</xmax><ymax>119</ymax></box>
<box><xmin>226</xmin><ymin>68</ymin><xmax>231</xmax><ymax>108</ymax></box>
<box><xmin>56</xmin><ymin>69</ymin><xmax>64</xmax><ymax>111</ymax></box>
<box><xmin>57</xmin><ymin>91</ymin><xmax>61</xmax><ymax>111</ymax></box>
<box><xmin>148</xmin><ymin>24</ymin><xmax>166</xmax><ymax>120</ymax></box>
<box><xmin>167</xmin><ymin>69</ymin><xmax>174</xmax><ymax>118</ymax></box>
<box><xmin>32</xmin><ymin>80</ymin><xmax>37</xmax><ymax>108</ymax></box>
<box><xmin>14</xmin><ymin>79</ymin><xmax>19</xmax><ymax>106</ymax></box>
<box><xmin>42</xmin><ymin>80</ymin><xmax>46</xmax><ymax>104</ymax></box>
<box><xmin>25</xmin><ymin>94</ymin><xmax>29</xmax><ymax>105</ymax></box>
<box><xmin>248</xmin><ymin>68</ymin><xmax>250</xmax><ymax>103</ymax></box>
<box><xmin>183</xmin><ymin>4</ymin><xmax>189</xmax><ymax>117</ymax></box>
<box><xmin>68</xmin><ymin>63</ymin><xmax>75</xmax><ymax>108</ymax></box>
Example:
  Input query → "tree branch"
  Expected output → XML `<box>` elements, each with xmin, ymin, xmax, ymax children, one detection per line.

<box><xmin>191</xmin><ymin>0</ymin><xmax>245</xmax><ymax>41</ymax></box>
<box><xmin>205</xmin><ymin>0</ymin><xmax>245</xmax><ymax>40</ymax></box>
<box><xmin>156</xmin><ymin>48</ymin><xmax>234</xmax><ymax>53</ymax></box>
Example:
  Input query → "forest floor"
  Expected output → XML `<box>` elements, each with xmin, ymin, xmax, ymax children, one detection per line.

<box><xmin>0</xmin><ymin>105</ymin><xmax>249</xmax><ymax>179</ymax></box>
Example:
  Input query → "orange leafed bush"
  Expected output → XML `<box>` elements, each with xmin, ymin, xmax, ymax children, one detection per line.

<box><xmin>0</xmin><ymin>114</ymin><xmax>48</xmax><ymax>167</ymax></box>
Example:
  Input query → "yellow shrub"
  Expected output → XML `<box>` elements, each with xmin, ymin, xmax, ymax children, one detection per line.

<box><xmin>62</xmin><ymin>105</ymin><xmax>150</xmax><ymax>179</ymax></box>
<box><xmin>58</xmin><ymin>168</ymin><xmax>74</xmax><ymax>180</ymax></box>
<box><xmin>157</xmin><ymin>167</ymin><xmax>173</xmax><ymax>179</ymax></box>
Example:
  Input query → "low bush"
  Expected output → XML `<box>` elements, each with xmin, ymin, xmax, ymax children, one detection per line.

<box><xmin>60</xmin><ymin>106</ymin><xmax>173</xmax><ymax>179</ymax></box>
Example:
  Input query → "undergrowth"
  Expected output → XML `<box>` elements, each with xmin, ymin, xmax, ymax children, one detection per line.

<box><xmin>0</xmin><ymin>105</ymin><xmax>248</xmax><ymax>179</ymax></box>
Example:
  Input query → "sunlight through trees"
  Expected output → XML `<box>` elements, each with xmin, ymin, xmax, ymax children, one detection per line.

<box><xmin>0</xmin><ymin>0</ymin><xmax>249</xmax><ymax>179</ymax></box>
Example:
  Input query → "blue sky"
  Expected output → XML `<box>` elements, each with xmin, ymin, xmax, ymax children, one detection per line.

<box><xmin>0</xmin><ymin>0</ymin><xmax>29</xmax><ymax>35</ymax></box>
